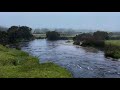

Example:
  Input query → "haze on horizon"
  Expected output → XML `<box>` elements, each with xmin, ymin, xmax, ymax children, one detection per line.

<box><xmin>0</xmin><ymin>12</ymin><xmax>120</xmax><ymax>31</ymax></box>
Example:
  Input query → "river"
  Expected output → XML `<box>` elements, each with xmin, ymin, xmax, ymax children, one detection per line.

<box><xmin>20</xmin><ymin>39</ymin><xmax>120</xmax><ymax>78</ymax></box>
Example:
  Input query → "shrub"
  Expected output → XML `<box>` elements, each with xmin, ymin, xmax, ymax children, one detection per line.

<box><xmin>46</xmin><ymin>31</ymin><xmax>60</xmax><ymax>40</ymax></box>
<box><xmin>73</xmin><ymin>31</ymin><xmax>108</xmax><ymax>48</ymax></box>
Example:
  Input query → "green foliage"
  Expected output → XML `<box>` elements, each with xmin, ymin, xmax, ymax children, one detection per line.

<box><xmin>0</xmin><ymin>45</ymin><xmax>72</xmax><ymax>78</ymax></box>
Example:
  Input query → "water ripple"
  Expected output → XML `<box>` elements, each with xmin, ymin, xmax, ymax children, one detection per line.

<box><xmin>21</xmin><ymin>39</ymin><xmax>120</xmax><ymax>78</ymax></box>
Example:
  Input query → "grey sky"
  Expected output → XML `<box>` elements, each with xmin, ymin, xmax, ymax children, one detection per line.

<box><xmin>0</xmin><ymin>12</ymin><xmax>120</xmax><ymax>31</ymax></box>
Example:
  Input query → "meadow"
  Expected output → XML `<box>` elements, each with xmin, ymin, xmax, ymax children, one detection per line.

<box><xmin>0</xmin><ymin>45</ymin><xmax>72</xmax><ymax>78</ymax></box>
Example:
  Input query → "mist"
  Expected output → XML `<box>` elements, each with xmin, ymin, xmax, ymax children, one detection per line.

<box><xmin>0</xmin><ymin>12</ymin><xmax>120</xmax><ymax>31</ymax></box>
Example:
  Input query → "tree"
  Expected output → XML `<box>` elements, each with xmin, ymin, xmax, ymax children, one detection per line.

<box><xmin>46</xmin><ymin>31</ymin><xmax>60</xmax><ymax>40</ymax></box>
<box><xmin>7</xmin><ymin>26</ymin><xmax>33</xmax><ymax>43</ymax></box>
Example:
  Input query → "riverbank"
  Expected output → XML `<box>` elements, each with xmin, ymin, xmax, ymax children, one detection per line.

<box><xmin>73</xmin><ymin>39</ymin><xmax>120</xmax><ymax>59</ymax></box>
<box><xmin>0</xmin><ymin>45</ymin><xmax>72</xmax><ymax>78</ymax></box>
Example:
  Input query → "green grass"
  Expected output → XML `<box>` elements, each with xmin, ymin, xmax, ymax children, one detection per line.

<box><xmin>105</xmin><ymin>40</ymin><xmax>120</xmax><ymax>46</ymax></box>
<box><xmin>105</xmin><ymin>40</ymin><xmax>120</xmax><ymax>59</ymax></box>
<box><xmin>0</xmin><ymin>45</ymin><xmax>72</xmax><ymax>78</ymax></box>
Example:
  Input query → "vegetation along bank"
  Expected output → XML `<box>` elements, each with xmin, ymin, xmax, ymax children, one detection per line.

<box><xmin>73</xmin><ymin>31</ymin><xmax>120</xmax><ymax>59</ymax></box>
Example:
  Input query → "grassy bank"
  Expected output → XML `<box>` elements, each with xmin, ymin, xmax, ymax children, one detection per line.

<box><xmin>0</xmin><ymin>45</ymin><xmax>72</xmax><ymax>78</ymax></box>
<box><xmin>105</xmin><ymin>40</ymin><xmax>120</xmax><ymax>46</ymax></box>
<box><xmin>105</xmin><ymin>40</ymin><xmax>120</xmax><ymax>59</ymax></box>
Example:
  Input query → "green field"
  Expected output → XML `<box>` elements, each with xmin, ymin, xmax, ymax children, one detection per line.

<box><xmin>105</xmin><ymin>40</ymin><xmax>120</xmax><ymax>46</ymax></box>
<box><xmin>0</xmin><ymin>45</ymin><xmax>72</xmax><ymax>78</ymax></box>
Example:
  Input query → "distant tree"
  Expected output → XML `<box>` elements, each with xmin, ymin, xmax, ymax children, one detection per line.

<box><xmin>46</xmin><ymin>31</ymin><xmax>60</xmax><ymax>40</ymax></box>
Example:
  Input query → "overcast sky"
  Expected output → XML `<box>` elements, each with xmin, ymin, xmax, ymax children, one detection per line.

<box><xmin>0</xmin><ymin>12</ymin><xmax>120</xmax><ymax>31</ymax></box>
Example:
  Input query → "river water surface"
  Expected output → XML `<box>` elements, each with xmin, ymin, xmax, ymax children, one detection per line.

<box><xmin>20</xmin><ymin>39</ymin><xmax>120</xmax><ymax>78</ymax></box>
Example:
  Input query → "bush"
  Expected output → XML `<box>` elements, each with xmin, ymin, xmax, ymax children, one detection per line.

<box><xmin>46</xmin><ymin>31</ymin><xmax>60</xmax><ymax>40</ymax></box>
<box><xmin>81</xmin><ymin>40</ymin><xmax>105</xmax><ymax>48</ymax></box>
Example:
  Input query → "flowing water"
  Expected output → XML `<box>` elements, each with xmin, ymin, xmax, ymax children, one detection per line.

<box><xmin>20</xmin><ymin>39</ymin><xmax>120</xmax><ymax>78</ymax></box>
